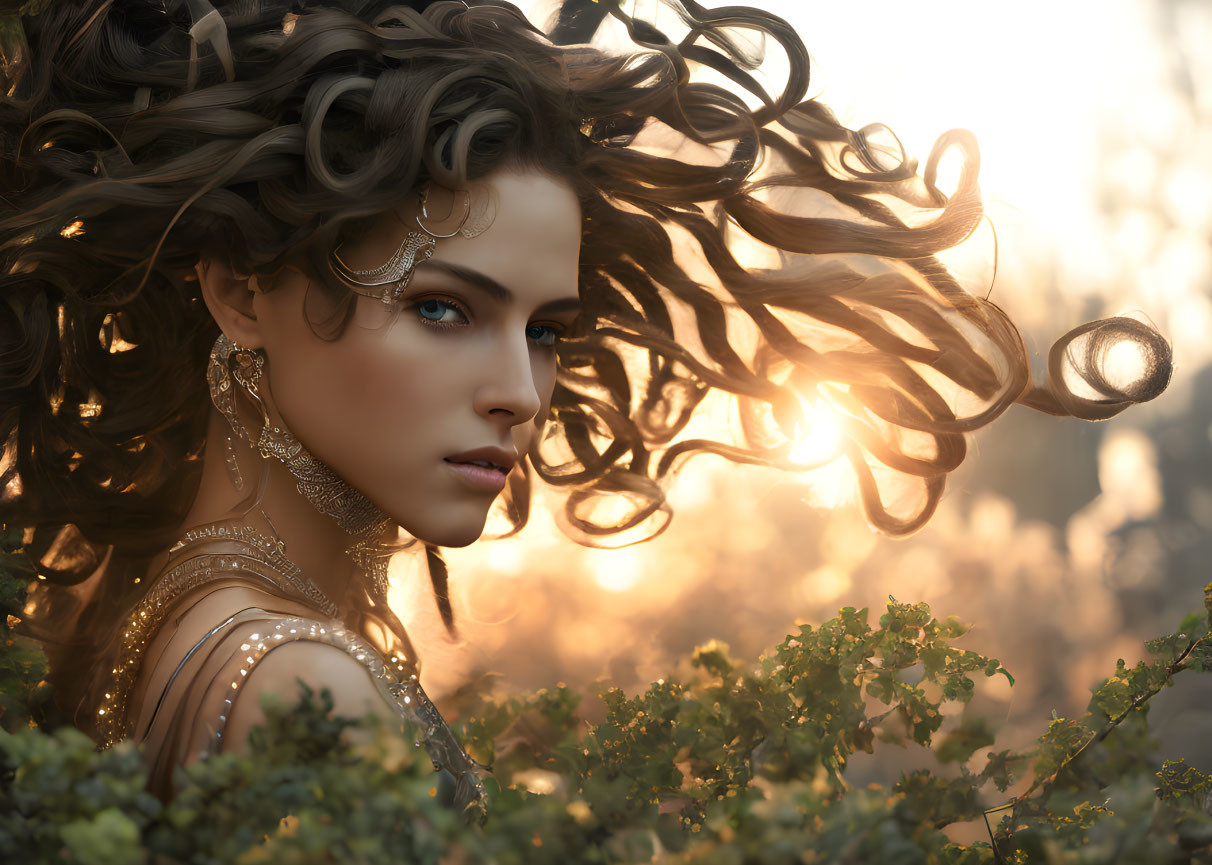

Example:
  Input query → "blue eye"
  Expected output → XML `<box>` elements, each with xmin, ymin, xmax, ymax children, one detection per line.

<box><xmin>526</xmin><ymin>324</ymin><xmax>562</xmax><ymax>348</ymax></box>
<box><xmin>415</xmin><ymin>298</ymin><xmax>466</xmax><ymax>326</ymax></box>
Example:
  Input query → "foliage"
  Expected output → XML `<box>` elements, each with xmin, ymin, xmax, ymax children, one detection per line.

<box><xmin>2</xmin><ymin>537</ymin><xmax>1212</xmax><ymax>863</ymax></box>
<box><xmin>0</xmin><ymin>522</ymin><xmax>50</xmax><ymax>734</ymax></box>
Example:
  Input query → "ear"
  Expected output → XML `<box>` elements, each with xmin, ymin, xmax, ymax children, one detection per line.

<box><xmin>196</xmin><ymin>256</ymin><xmax>262</xmax><ymax>348</ymax></box>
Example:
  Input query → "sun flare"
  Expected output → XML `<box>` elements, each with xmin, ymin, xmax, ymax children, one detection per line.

<box><xmin>787</xmin><ymin>398</ymin><xmax>845</xmax><ymax>469</ymax></box>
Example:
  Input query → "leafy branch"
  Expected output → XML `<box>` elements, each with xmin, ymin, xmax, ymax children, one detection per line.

<box><xmin>980</xmin><ymin>585</ymin><xmax>1212</xmax><ymax>862</ymax></box>
<box><xmin>2</xmin><ymin>550</ymin><xmax>1212</xmax><ymax>863</ymax></box>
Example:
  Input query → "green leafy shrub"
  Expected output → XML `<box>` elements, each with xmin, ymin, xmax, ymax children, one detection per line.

<box><xmin>2</xmin><ymin>533</ymin><xmax>1211</xmax><ymax>864</ymax></box>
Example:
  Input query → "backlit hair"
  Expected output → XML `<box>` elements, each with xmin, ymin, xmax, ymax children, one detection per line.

<box><xmin>0</xmin><ymin>0</ymin><xmax>1170</xmax><ymax>731</ymax></box>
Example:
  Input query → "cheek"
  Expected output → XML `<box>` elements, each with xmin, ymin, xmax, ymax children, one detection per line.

<box><xmin>269</xmin><ymin>330</ymin><xmax>455</xmax><ymax>466</ymax></box>
<box><xmin>330</xmin><ymin>341</ymin><xmax>457</xmax><ymax>448</ymax></box>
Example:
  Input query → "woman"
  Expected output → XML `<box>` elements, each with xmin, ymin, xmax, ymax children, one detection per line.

<box><xmin>0</xmin><ymin>0</ymin><xmax>1170</xmax><ymax>815</ymax></box>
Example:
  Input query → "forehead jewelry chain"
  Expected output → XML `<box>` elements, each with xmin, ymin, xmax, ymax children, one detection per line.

<box><xmin>326</xmin><ymin>186</ymin><xmax>491</xmax><ymax>304</ymax></box>
<box><xmin>329</xmin><ymin>231</ymin><xmax>436</xmax><ymax>305</ymax></box>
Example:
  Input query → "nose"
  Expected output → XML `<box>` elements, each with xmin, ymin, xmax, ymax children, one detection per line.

<box><xmin>473</xmin><ymin>333</ymin><xmax>543</xmax><ymax>432</ymax></box>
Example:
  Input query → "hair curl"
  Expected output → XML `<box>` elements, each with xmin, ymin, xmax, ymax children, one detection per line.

<box><xmin>0</xmin><ymin>0</ymin><xmax>1171</xmax><ymax>730</ymax></box>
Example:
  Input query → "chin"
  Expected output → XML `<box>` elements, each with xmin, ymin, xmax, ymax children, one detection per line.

<box><xmin>397</xmin><ymin>511</ymin><xmax>489</xmax><ymax>548</ymax></box>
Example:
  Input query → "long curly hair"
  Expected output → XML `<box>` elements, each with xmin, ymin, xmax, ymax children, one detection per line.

<box><xmin>0</xmin><ymin>0</ymin><xmax>1170</xmax><ymax>732</ymax></box>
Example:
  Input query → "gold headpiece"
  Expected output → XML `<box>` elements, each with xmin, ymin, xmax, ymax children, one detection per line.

<box><xmin>328</xmin><ymin>230</ymin><xmax>436</xmax><ymax>305</ymax></box>
<box><xmin>326</xmin><ymin>185</ymin><xmax>497</xmax><ymax>304</ymax></box>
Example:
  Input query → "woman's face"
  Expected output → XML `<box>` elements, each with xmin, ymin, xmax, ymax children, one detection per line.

<box><xmin>251</xmin><ymin>165</ymin><xmax>582</xmax><ymax>547</ymax></box>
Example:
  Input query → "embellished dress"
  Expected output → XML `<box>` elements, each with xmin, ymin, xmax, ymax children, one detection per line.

<box><xmin>91</xmin><ymin>521</ymin><xmax>486</xmax><ymax>816</ymax></box>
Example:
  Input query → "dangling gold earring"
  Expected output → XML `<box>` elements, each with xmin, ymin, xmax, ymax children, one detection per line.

<box><xmin>222</xmin><ymin>433</ymin><xmax>244</xmax><ymax>491</ymax></box>
<box><xmin>206</xmin><ymin>334</ymin><xmax>264</xmax><ymax>451</ymax></box>
<box><xmin>206</xmin><ymin>334</ymin><xmax>390</xmax><ymax>539</ymax></box>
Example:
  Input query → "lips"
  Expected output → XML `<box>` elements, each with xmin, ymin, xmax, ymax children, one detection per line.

<box><xmin>443</xmin><ymin>446</ymin><xmax>516</xmax><ymax>494</ymax></box>
<box><xmin>443</xmin><ymin>446</ymin><xmax>518</xmax><ymax>475</ymax></box>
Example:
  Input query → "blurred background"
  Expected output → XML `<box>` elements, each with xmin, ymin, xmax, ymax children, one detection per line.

<box><xmin>393</xmin><ymin>0</ymin><xmax>1212</xmax><ymax>778</ymax></box>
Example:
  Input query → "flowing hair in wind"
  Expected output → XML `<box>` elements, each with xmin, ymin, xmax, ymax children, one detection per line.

<box><xmin>0</xmin><ymin>0</ymin><xmax>1171</xmax><ymax>732</ymax></box>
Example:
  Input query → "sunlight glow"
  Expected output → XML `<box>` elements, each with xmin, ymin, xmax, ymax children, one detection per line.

<box><xmin>1102</xmin><ymin>340</ymin><xmax>1149</xmax><ymax>391</ymax></box>
<box><xmin>801</xmin><ymin>564</ymin><xmax>851</xmax><ymax>604</ymax></box>
<box><xmin>1098</xmin><ymin>428</ymin><xmax>1162</xmax><ymax>523</ymax></box>
<box><xmin>590</xmin><ymin>546</ymin><xmax>644</xmax><ymax>593</ymax></box>
<box><xmin>798</xmin><ymin>458</ymin><xmax>856</xmax><ymax>511</ymax></box>
<box><xmin>786</xmin><ymin>397</ymin><xmax>854</xmax><ymax>510</ymax></box>
<box><xmin>787</xmin><ymin>398</ymin><xmax>845</xmax><ymax>468</ymax></box>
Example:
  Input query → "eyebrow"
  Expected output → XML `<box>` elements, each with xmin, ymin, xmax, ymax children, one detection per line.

<box><xmin>419</xmin><ymin>260</ymin><xmax>582</xmax><ymax>315</ymax></box>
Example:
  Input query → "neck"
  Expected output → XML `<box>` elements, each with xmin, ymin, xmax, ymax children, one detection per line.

<box><xmin>167</xmin><ymin>408</ymin><xmax>383</xmax><ymax>609</ymax></box>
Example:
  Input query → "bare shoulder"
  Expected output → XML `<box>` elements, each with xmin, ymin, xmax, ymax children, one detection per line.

<box><xmin>223</xmin><ymin>638</ymin><xmax>395</xmax><ymax>754</ymax></box>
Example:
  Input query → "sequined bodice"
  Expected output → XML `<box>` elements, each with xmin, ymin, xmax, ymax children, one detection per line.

<box><xmin>96</xmin><ymin>522</ymin><xmax>486</xmax><ymax>818</ymax></box>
